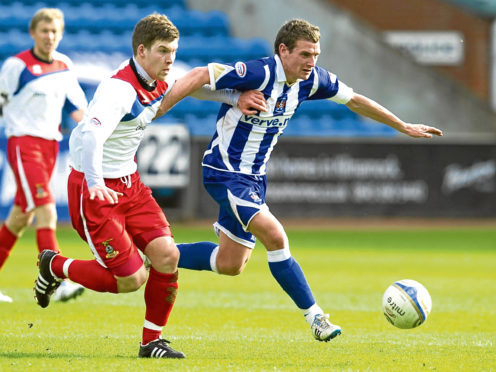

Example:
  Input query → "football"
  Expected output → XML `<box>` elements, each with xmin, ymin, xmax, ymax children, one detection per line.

<box><xmin>382</xmin><ymin>279</ymin><xmax>432</xmax><ymax>329</ymax></box>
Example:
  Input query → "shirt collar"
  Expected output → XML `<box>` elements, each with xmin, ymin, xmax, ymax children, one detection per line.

<box><xmin>274</xmin><ymin>54</ymin><xmax>305</xmax><ymax>85</ymax></box>
<box><xmin>132</xmin><ymin>56</ymin><xmax>155</xmax><ymax>86</ymax></box>
<box><xmin>274</xmin><ymin>54</ymin><xmax>287</xmax><ymax>83</ymax></box>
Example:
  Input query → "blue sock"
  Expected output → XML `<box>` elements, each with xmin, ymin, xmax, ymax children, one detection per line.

<box><xmin>268</xmin><ymin>256</ymin><xmax>315</xmax><ymax>310</ymax></box>
<box><xmin>177</xmin><ymin>242</ymin><xmax>217</xmax><ymax>271</ymax></box>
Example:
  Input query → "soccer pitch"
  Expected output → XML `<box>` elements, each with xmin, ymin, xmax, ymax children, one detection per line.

<box><xmin>0</xmin><ymin>223</ymin><xmax>494</xmax><ymax>371</ymax></box>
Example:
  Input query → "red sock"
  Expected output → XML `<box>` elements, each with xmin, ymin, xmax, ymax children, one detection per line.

<box><xmin>51</xmin><ymin>255</ymin><xmax>118</xmax><ymax>293</ymax></box>
<box><xmin>0</xmin><ymin>225</ymin><xmax>18</xmax><ymax>271</ymax></box>
<box><xmin>142</xmin><ymin>268</ymin><xmax>178</xmax><ymax>345</ymax></box>
<box><xmin>36</xmin><ymin>228</ymin><xmax>60</xmax><ymax>254</ymax></box>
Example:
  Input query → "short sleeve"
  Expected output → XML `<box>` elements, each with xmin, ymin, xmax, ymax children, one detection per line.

<box><xmin>308</xmin><ymin>66</ymin><xmax>354</xmax><ymax>104</ymax></box>
<box><xmin>329</xmin><ymin>80</ymin><xmax>354</xmax><ymax>104</ymax></box>
<box><xmin>0</xmin><ymin>57</ymin><xmax>24</xmax><ymax>101</ymax></box>
<box><xmin>207</xmin><ymin>59</ymin><xmax>267</xmax><ymax>91</ymax></box>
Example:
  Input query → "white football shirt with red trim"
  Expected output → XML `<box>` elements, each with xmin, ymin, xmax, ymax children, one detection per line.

<box><xmin>0</xmin><ymin>49</ymin><xmax>87</xmax><ymax>141</ymax></box>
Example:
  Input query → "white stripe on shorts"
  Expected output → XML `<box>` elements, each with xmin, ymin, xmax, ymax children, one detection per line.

<box><xmin>15</xmin><ymin>145</ymin><xmax>36</xmax><ymax>212</ymax></box>
<box><xmin>79</xmin><ymin>188</ymin><xmax>107</xmax><ymax>268</ymax></box>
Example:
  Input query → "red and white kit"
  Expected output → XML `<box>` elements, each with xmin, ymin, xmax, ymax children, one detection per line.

<box><xmin>0</xmin><ymin>49</ymin><xmax>87</xmax><ymax>211</ymax></box>
<box><xmin>68</xmin><ymin>58</ymin><xmax>173</xmax><ymax>275</ymax></box>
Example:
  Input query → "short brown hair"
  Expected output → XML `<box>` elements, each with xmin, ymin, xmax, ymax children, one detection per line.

<box><xmin>30</xmin><ymin>8</ymin><xmax>64</xmax><ymax>32</ymax></box>
<box><xmin>274</xmin><ymin>19</ymin><xmax>320</xmax><ymax>55</ymax></box>
<box><xmin>132</xmin><ymin>13</ymin><xmax>179</xmax><ymax>55</ymax></box>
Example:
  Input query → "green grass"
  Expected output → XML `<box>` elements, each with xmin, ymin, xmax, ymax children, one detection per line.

<box><xmin>0</xmin><ymin>224</ymin><xmax>495</xmax><ymax>371</ymax></box>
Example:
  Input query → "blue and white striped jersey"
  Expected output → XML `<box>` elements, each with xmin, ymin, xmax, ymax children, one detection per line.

<box><xmin>203</xmin><ymin>54</ymin><xmax>354</xmax><ymax>175</ymax></box>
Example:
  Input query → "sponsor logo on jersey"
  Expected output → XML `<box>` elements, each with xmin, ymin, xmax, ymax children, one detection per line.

<box><xmin>235</xmin><ymin>62</ymin><xmax>247</xmax><ymax>78</ymax></box>
<box><xmin>240</xmin><ymin>114</ymin><xmax>291</xmax><ymax>128</ymax></box>
<box><xmin>90</xmin><ymin>117</ymin><xmax>102</xmax><ymax>127</ymax></box>
<box><xmin>102</xmin><ymin>238</ymin><xmax>119</xmax><ymax>259</ymax></box>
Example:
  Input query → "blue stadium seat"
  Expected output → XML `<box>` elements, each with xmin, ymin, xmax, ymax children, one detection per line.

<box><xmin>0</xmin><ymin>2</ymin><xmax>32</xmax><ymax>32</ymax></box>
<box><xmin>8</xmin><ymin>0</ymin><xmax>186</xmax><ymax>9</ymax></box>
<box><xmin>0</xmin><ymin>30</ymin><xmax>32</xmax><ymax>59</ymax></box>
<box><xmin>178</xmin><ymin>35</ymin><xmax>271</xmax><ymax>65</ymax></box>
<box><xmin>184</xmin><ymin>113</ymin><xmax>218</xmax><ymax>136</ymax></box>
<box><xmin>168</xmin><ymin>97</ymin><xmax>222</xmax><ymax>120</ymax></box>
<box><xmin>170</xmin><ymin>10</ymin><xmax>230</xmax><ymax>37</ymax></box>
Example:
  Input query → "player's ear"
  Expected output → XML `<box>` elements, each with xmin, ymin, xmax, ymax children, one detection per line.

<box><xmin>136</xmin><ymin>44</ymin><xmax>146</xmax><ymax>58</ymax></box>
<box><xmin>278</xmin><ymin>43</ymin><xmax>288</xmax><ymax>56</ymax></box>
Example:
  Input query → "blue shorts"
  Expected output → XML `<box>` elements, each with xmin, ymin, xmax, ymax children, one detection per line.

<box><xmin>203</xmin><ymin>166</ymin><xmax>268</xmax><ymax>248</ymax></box>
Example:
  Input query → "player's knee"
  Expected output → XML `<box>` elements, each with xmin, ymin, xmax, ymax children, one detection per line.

<box><xmin>149</xmin><ymin>243</ymin><xmax>179</xmax><ymax>272</ymax></box>
<box><xmin>117</xmin><ymin>271</ymin><xmax>147</xmax><ymax>293</ymax></box>
<box><xmin>263</xmin><ymin>233</ymin><xmax>288</xmax><ymax>251</ymax></box>
<box><xmin>6</xmin><ymin>210</ymin><xmax>33</xmax><ymax>234</ymax></box>
<box><xmin>34</xmin><ymin>204</ymin><xmax>57</xmax><ymax>229</ymax></box>
<box><xmin>216</xmin><ymin>261</ymin><xmax>245</xmax><ymax>276</ymax></box>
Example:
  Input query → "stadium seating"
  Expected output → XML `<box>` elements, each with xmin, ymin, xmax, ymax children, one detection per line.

<box><xmin>0</xmin><ymin>0</ymin><xmax>396</xmax><ymax>138</ymax></box>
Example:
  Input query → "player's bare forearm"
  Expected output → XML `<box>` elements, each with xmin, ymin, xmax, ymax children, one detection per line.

<box><xmin>155</xmin><ymin>66</ymin><xmax>210</xmax><ymax>119</ymax></box>
<box><xmin>346</xmin><ymin>93</ymin><xmax>443</xmax><ymax>138</ymax></box>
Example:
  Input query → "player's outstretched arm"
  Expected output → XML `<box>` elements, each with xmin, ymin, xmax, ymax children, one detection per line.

<box><xmin>155</xmin><ymin>67</ymin><xmax>210</xmax><ymax>119</ymax></box>
<box><xmin>190</xmin><ymin>86</ymin><xmax>267</xmax><ymax>115</ymax></box>
<box><xmin>346</xmin><ymin>93</ymin><xmax>443</xmax><ymax>138</ymax></box>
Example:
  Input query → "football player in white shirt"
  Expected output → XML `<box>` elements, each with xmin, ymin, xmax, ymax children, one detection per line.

<box><xmin>0</xmin><ymin>8</ymin><xmax>86</xmax><ymax>303</ymax></box>
<box><xmin>33</xmin><ymin>13</ymin><xmax>266</xmax><ymax>359</ymax></box>
<box><xmin>155</xmin><ymin>19</ymin><xmax>443</xmax><ymax>342</ymax></box>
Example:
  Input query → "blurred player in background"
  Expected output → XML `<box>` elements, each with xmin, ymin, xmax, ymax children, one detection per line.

<box><xmin>0</xmin><ymin>8</ymin><xmax>86</xmax><ymax>303</ymax></box>
<box><xmin>156</xmin><ymin>18</ymin><xmax>443</xmax><ymax>342</ymax></box>
<box><xmin>33</xmin><ymin>13</ymin><xmax>265</xmax><ymax>358</ymax></box>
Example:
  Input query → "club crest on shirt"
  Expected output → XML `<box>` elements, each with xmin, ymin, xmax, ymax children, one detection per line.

<box><xmin>102</xmin><ymin>238</ymin><xmax>119</xmax><ymax>259</ymax></box>
<box><xmin>35</xmin><ymin>183</ymin><xmax>47</xmax><ymax>198</ymax></box>
<box><xmin>274</xmin><ymin>93</ymin><xmax>287</xmax><ymax>116</ymax></box>
<box><xmin>32</xmin><ymin>64</ymin><xmax>42</xmax><ymax>75</ymax></box>
<box><xmin>235</xmin><ymin>62</ymin><xmax>246</xmax><ymax>78</ymax></box>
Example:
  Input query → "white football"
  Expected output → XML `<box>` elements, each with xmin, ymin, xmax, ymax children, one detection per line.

<box><xmin>382</xmin><ymin>279</ymin><xmax>432</xmax><ymax>329</ymax></box>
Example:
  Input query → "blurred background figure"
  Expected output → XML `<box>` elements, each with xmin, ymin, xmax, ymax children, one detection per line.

<box><xmin>0</xmin><ymin>8</ymin><xmax>86</xmax><ymax>302</ymax></box>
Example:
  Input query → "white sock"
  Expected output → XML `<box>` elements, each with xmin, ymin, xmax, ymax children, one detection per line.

<box><xmin>210</xmin><ymin>246</ymin><xmax>219</xmax><ymax>273</ymax></box>
<box><xmin>62</xmin><ymin>258</ymin><xmax>74</xmax><ymax>278</ymax></box>
<box><xmin>303</xmin><ymin>303</ymin><xmax>324</xmax><ymax>326</ymax></box>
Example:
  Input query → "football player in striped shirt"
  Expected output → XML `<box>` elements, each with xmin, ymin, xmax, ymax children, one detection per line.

<box><xmin>0</xmin><ymin>8</ymin><xmax>86</xmax><ymax>303</ymax></box>
<box><xmin>156</xmin><ymin>18</ymin><xmax>442</xmax><ymax>342</ymax></box>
